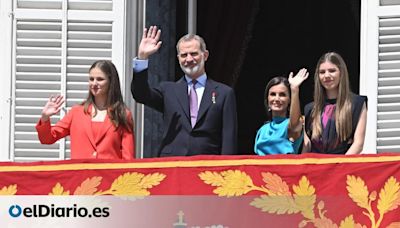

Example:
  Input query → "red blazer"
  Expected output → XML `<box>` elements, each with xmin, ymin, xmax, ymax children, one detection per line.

<box><xmin>36</xmin><ymin>105</ymin><xmax>135</xmax><ymax>160</ymax></box>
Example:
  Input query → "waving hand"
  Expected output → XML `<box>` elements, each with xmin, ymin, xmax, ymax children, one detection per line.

<box><xmin>138</xmin><ymin>26</ymin><xmax>162</xmax><ymax>59</ymax></box>
<box><xmin>41</xmin><ymin>95</ymin><xmax>65</xmax><ymax>122</ymax></box>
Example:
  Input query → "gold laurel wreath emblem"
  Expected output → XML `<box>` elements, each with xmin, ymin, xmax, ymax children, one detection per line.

<box><xmin>199</xmin><ymin>170</ymin><xmax>400</xmax><ymax>228</ymax></box>
<box><xmin>0</xmin><ymin>184</ymin><xmax>17</xmax><ymax>195</ymax></box>
<box><xmin>48</xmin><ymin>172</ymin><xmax>166</xmax><ymax>196</ymax></box>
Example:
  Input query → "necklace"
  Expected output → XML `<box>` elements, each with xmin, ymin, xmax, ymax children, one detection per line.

<box><xmin>91</xmin><ymin>104</ymin><xmax>107</xmax><ymax>120</ymax></box>
<box><xmin>94</xmin><ymin>103</ymin><xmax>107</xmax><ymax>111</ymax></box>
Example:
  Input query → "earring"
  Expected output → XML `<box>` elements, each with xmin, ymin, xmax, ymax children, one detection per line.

<box><xmin>268</xmin><ymin>107</ymin><xmax>271</xmax><ymax>112</ymax></box>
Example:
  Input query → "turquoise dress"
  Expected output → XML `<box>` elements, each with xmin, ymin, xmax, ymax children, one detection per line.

<box><xmin>254</xmin><ymin>117</ymin><xmax>303</xmax><ymax>155</ymax></box>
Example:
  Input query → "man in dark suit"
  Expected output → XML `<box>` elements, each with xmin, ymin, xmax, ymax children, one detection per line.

<box><xmin>131</xmin><ymin>26</ymin><xmax>238</xmax><ymax>157</ymax></box>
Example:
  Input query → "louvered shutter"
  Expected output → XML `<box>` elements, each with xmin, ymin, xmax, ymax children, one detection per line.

<box><xmin>378</xmin><ymin>15</ymin><xmax>400</xmax><ymax>152</ymax></box>
<box><xmin>11</xmin><ymin>0</ymin><xmax>124</xmax><ymax>161</ymax></box>
<box><xmin>0</xmin><ymin>0</ymin><xmax>13</xmax><ymax>161</ymax></box>
<box><xmin>361</xmin><ymin>1</ymin><xmax>400</xmax><ymax>153</ymax></box>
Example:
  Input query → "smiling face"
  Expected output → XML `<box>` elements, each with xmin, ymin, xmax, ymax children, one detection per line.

<box><xmin>177</xmin><ymin>39</ymin><xmax>209</xmax><ymax>79</ymax></box>
<box><xmin>267</xmin><ymin>83</ymin><xmax>290</xmax><ymax>117</ymax></box>
<box><xmin>318</xmin><ymin>61</ymin><xmax>341</xmax><ymax>98</ymax></box>
<box><xmin>89</xmin><ymin>67</ymin><xmax>110</xmax><ymax>99</ymax></box>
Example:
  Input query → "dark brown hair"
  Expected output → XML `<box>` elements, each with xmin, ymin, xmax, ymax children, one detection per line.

<box><xmin>263</xmin><ymin>76</ymin><xmax>290</xmax><ymax>121</ymax></box>
<box><xmin>82</xmin><ymin>60</ymin><xmax>132</xmax><ymax>131</ymax></box>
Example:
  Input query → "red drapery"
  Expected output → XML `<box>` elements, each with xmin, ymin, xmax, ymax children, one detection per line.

<box><xmin>1</xmin><ymin>153</ymin><xmax>400</xmax><ymax>227</ymax></box>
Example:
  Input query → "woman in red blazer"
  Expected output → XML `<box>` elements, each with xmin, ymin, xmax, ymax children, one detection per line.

<box><xmin>36</xmin><ymin>60</ymin><xmax>135</xmax><ymax>160</ymax></box>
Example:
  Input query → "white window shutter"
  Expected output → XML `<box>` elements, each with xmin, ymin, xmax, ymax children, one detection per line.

<box><xmin>361</xmin><ymin>1</ymin><xmax>400</xmax><ymax>153</ymax></box>
<box><xmin>381</xmin><ymin>0</ymin><xmax>400</xmax><ymax>5</ymax></box>
<box><xmin>378</xmin><ymin>16</ymin><xmax>400</xmax><ymax>152</ymax></box>
<box><xmin>14</xmin><ymin>19</ymin><xmax>63</xmax><ymax>161</ymax></box>
<box><xmin>11</xmin><ymin>0</ymin><xmax>124</xmax><ymax>161</ymax></box>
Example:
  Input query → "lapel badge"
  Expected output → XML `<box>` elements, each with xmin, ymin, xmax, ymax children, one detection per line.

<box><xmin>212</xmin><ymin>92</ymin><xmax>216</xmax><ymax>104</ymax></box>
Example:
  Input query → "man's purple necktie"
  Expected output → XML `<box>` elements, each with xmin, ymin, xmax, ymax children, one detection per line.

<box><xmin>189</xmin><ymin>80</ymin><xmax>198</xmax><ymax>128</ymax></box>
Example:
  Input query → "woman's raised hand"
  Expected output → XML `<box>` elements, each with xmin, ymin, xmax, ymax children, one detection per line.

<box><xmin>288</xmin><ymin>68</ymin><xmax>309</xmax><ymax>91</ymax></box>
<box><xmin>41</xmin><ymin>95</ymin><xmax>65</xmax><ymax>121</ymax></box>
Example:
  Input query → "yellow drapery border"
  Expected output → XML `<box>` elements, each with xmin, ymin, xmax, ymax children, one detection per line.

<box><xmin>1</xmin><ymin>154</ymin><xmax>400</xmax><ymax>172</ymax></box>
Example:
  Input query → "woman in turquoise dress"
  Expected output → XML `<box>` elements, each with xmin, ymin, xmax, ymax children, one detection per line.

<box><xmin>254</xmin><ymin>69</ymin><xmax>309</xmax><ymax>155</ymax></box>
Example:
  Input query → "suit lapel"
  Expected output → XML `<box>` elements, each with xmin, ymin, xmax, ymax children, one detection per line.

<box><xmin>95</xmin><ymin>112</ymin><xmax>113</xmax><ymax>144</ymax></box>
<box><xmin>197</xmin><ymin>79</ymin><xmax>217</xmax><ymax>123</ymax></box>
<box><xmin>175</xmin><ymin>78</ymin><xmax>191</xmax><ymax>121</ymax></box>
<box><xmin>83</xmin><ymin>105</ymin><xmax>96</xmax><ymax>148</ymax></box>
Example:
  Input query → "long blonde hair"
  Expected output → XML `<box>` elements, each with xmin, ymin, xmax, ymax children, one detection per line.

<box><xmin>311</xmin><ymin>52</ymin><xmax>352</xmax><ymax>142</ymax></box>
